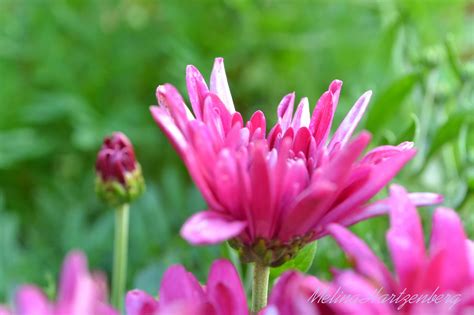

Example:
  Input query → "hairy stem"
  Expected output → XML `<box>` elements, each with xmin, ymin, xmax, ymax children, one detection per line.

<box><xmin>251</xmin><ymin>262</ymin><xmax>270</xmax><ymax>313</ymax></box>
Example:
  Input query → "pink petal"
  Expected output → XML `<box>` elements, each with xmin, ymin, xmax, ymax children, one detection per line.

<box><xmin>250</xmin><ymin>142</ymin><xmax>274</xmax><ymax>238</ymax></box>
<box><xmin>185</xmin><ymin>122</ymin><xmax>224</xmax><ymax>210</ymax></box>
<box><xmin>318</xmin><ymin>148</ymin><xmax>416</xmax><ymax>229</ymax></box>
<box><xmin>405</xmin><ymin>192</ymin><xmax>444</xmax><ymax>206</ymax></box>
<box><xmin>15</xmin><ymin>286</ymin><xmax>50</xmax><ymax>315</ymax></box>
<box><xmin>361</xmin><ymin>142</ymin><xmax>414</xmax><ymax>165</ymax></box>
<box><xmin>203</xmin><ymin>93</ymin><xmax>233</xmax><ymax>134</ymax></box>
<box><xmin>150</xmin><ymin>106</ymin><xmax>188</xmax><ymax>155</ymax></box>
<box><xmin>309</xmin><ymin>91</ymin><xmax>333</xmax><ymax>146</ymax></box>
<box><xmin>278</xmin><ymin>179</ymin><xmax>336</xmax><ymax>240</ymax></box>
<box><xmin>328</xmin><ymin>80</ymin><xmax>343</xmax><ymax>115</ymax></box>
<box><xmin>467</xmin><ymin>240</ymin><xmax>474</xmax><ymax>280</ymax></box>
<box><xmin>57</xmin><ymin>251</ymin><xmax>88</xmax><ymax>304</ymax></box>
<box><xmin>327</xmin><ymin>224</ymin><xmax>396</xmax><ymax>291</ymax></box>
<box><xmin>213</xmin><ymin>149</ymin><xmax>240</xmax><ymax>216</ymax></box>
<box><xmin>328</xmin><ymin>90</ymin><xmax>372</xmax><ymax>152</ymax></box>
<box><xmin>159</xmin><ymin>302</ymin><xmax>212</xmax><ymax>315</ymax></box>
<box><xmin>248</xmin><ymin>110</ymin><xmax>267</xmax><ymax>138</ymax></box>
<box><xmin>331</xmin><ymin>271</ymin><xmax>394</xmax><ymax>314</ymax></box>
<box><xmin>266</xmin><ymin>272</ymin><xmax>320</xmax><ymax>315</ymax></box>
<box><xmin>159</xmin><ymin>265</ymin><xmax>205</xmax><ymax>305</ymax></box>
<box><xmin>125</xmin><ymin>290</ymin><xmax>159</xmax><ymax>315</ymax></box>
<box><xmin>202</xmin><ymin>96</ymin><xmax>225</xmax><ymax>142</ymax></box>
<box><xmin>277</xmin><ymin>93</ymin><xmax>295</xmax><ymax>131</ymax></box>
<box><xmin>386</xmin><ymin>184</ymin><xmax>425</xmax><ymax>291</ymax></box>
<box><xmin>430</xmin><ymin>207</ymin><xmax>470</xmax><ymax>291</ymax></box>
<box><xmin>186</xmin><ymin>65</ymin><xmax>209</xmax><ymax>120</ymax></box>
<box><xmin>207</xmin><ymin>260</ymin><xmax>247</xmax><ymax>315</ymax></box>
<box><xmin>267</xmin><ymin>124</ymin><xmax>282</xmax><ymax>149</ymax></box>
<box><xmin>180</xmin><ymin>211</ymin><xmax>247</xmax><ymax>245</ymax></box>
<box><xmin>156</xmin><ymin>84</ymin><xmax>194</xmax><ymax>130</ymax></box>
<box><xmin>319</xmin><ymin>132</ymin><xmax>371</xmax><ymax>186</ymax></box>
<box><xmin>210</xmin><ymin>58</ymin><xmax>235</xmax><ymax>113</ymax></box>
<box><xmin>328</xmin><ymin>190</ymin><xmax>444</xmax><ymax>235</ymax></box>
<box><xmin>0</xmin><ymin>307</ymin><xmax>10</xmax><ymax>315</ymax></box>
<box><xmin>291</xmin><ymin>97</ymin><xmax>310</xmax><ymax>129</ymax></box>
<box><xmin>231</xmin><ymin>112</ymin><xmax>243</xmax><ymax>128</ymax></box>
<box><xmin>292</xmin><ymin>127</ymin><xmax>311</xmax><ymax>156</ymax></box>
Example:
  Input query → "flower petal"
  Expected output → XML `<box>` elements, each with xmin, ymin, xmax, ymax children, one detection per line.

<box><xmin>318</xmin><ymin>148</ymin><xmax>416</xmax><ymax>229</ymax></box>
<box><xmin>250</xmin><ymin>142</ymin><xmax>274</xmax><ymax>238</ymax></box>
<box><xmin>328</xmin><ymin>90</ymin><xmax>372</xmax><ymax>151</ymax></box>
<box><xmin>57</xmin><ymin>251</ymin><xmax>88</xmax><ymax>303</ymax></box>
<box><xmin>156</xmin><ymin>84</ymin><xmax>194</xmax><ymax>130</ymax></box>
<box><xmin>186</xmin><ymin>65</ymin><xmax>209</xmax><ymax>120</ymax></box>
<box><xmin>328</xmin><ymin>224</ymin><xmax>396</xmax><ymax>291</ymax></box>
<box><xmin>15</xmin><ymin>286</ymin><xmax>51</xmax><ymax>315</ymax></box>
<box><xmin>159</xmin><ymin>265</ymin><xmax>205</xmax><ymax>305</ymax></box>
<box><xmin>386</xmin><ymin>184</ymin><xmax>425</xmax><ymax>291</ymax></box>
<box><xmin>291</xmin><ymin>97</ymin><xmax>310</xmax><ymax>129</ymax></box>
<box><xmin>125</xmin><ymin>290</ymin><xmax>159</xmax><ymax>315</ymax></box>
<box><xmin>328</xmin><ymin>190</ymin><xmax>444</xmax><ymax>234</ymax></box>
<box><xmin>210</xmin><ymin>58</ymin><xmax>235</xmax><ymax>113</ymax></box>
<box><xmin>181</xmin><ymin>211</ymin><xmax>247</xmax><ymax>245</ymax></box>
<box><xmin>430</xmin><ymin>207</ymin><xmax>470</xmax><ymax>291</ymax></box>
<box><xmin>309</xmin><ymin>91</ymin><xmax>333</xmax><ymax>146</ymax></box>
<box><xmin>248</xmin><ymin>110</ymin><xmax>267</xmax><ymax>139</ymax></box>
<box><xmin>277</xmin><ymin>93</ymin><xmax>295</xmax><ymax>131</ymax></box>
<box><xmin>207</xmin><ymin>260</ymin><xmax>247</xmax><ymax>315</ymax></box>
<box><xmin>150</xmin><ymin>106</ymin><xmax>188</xmax><ymax>155</ymax></box>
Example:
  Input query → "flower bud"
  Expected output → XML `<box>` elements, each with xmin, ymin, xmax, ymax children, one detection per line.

<box><xmin>95</xmin><ymin>132</ymin><xmax>145</xmax><ymax>207</ymax></box>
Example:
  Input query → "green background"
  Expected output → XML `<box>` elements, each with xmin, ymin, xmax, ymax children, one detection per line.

<box><xmin>1</xmin><ymin>0</ymin><xmax>473</xmax><ymax>303</ymax></box>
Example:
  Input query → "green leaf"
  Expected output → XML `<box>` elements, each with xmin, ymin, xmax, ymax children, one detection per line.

<box><xmin>366</xmin><ymin>73</ymin><xmax>420</xmax><ymax>133</ymax></box>
<box><xmin>270</xmin><ymin>241</ymin><xmax>317</xmax><ymax>283</ymax></box>
<box><xmin>427</xmin><ymin>111</ymin><xmax>474</xmax><ymax>160</ymax></box>
<box><xmin>396</xmin><ymin>113</ymin><xmax>420</xmax><ymax>143</ymax></box>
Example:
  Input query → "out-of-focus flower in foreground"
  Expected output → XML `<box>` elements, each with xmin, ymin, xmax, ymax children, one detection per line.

<box><xmin>95</xmin><ymin>132</ymin><xmax>145</xmax><ymax>207</ymax></box>
<box><xmin>262</xmin><ymin>185</ymin><xmax>474</xmax><ymax>315</ymax></box>
<box><xmin>125</xmin><ymin>259</ymin><xmax>248</xmax><ymax>315</ymax></box>
<box><xmin>0</xmin><ymin>251</ymin><xmax>117</xmax><ymax>315</ymax></box>
<box><xmin>151</xmin><ymin>58</ymin><xmax>442</xmax><ymax>267</ymax></box>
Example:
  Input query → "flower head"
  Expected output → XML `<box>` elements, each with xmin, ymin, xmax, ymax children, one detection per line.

<box><xmin>324</xmin><ymin>184</ymin><xmax>474</xmax><ymax>314</ymax></box>
<box><xmin>125</xmin><ymin>259</ymin><xmax>248</xmax><ymax>315</ymax></box>
<box><xmin>0</xmin><ymin>251</ymin><xmax>117</xmax><ymax>315</ymax></box>
<box><xmin>151</xmin><ymin>58</ymin><xmax>439</xmax><ymax>266</ymax></box>
<box><xmin>95</xmin><ymin>132</ymin><xmax>145</xmax><ymax>207</ymax></box>
<box><xmin>263</xmin><ymin>185</ymin><xmax>472</xmax><ymax>315</ymax></box>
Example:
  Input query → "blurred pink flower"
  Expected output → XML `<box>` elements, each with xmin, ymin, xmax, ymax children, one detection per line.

<box><xmin>125</xmin><ymin>259</ymin><xmax>248</xmax><ymax>315</ymax></box>
<box><xmin>151</xmin><ymin>58</ymin><xmax>441</xmax><ymax>266</ymax></box>
<box><xmin>0</xmin><ymin>251</ymin><xmax>117</xmax><ymax>315</ymax></box>
<box><xmin>263</xmin><ymin>185</ymin><xmax>473</xmax><ymax>315</ymax></box>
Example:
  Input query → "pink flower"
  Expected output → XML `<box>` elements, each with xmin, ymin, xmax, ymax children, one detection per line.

<box><xmin>0</xmin><ymin>251</ymin><xmax>117</xmax><ymax>315</ymax></box>
<box><xmin>151</xmin><ymin>58</ymin><xmax>441</xmax><ymax>266</ymax></box>
<box><xmin>125</xmin><ymin>259</ymin><xmax>248</xmax><ymax>315</ymax></box>
<box><xmin>262</xmin><ymin>185</ymin><xmax>472</xmax><ymax>315</ymax></box>
<box><xmin>325</xmin><ymin>184</ymin><xmax>474</xmax><ymax>314</ymax></box>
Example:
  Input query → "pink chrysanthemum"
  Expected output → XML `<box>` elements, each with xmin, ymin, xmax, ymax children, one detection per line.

<box><xmin>151</xmin><ymin>58</ymin><xmax>441</xmax><ymax>266</ymax></box>
<box><xmin>0</xmin><ymin>251</ymin><xmax>117</xmax><ymax>315</ymax></box>
<box><xmin>263</xmin><ymin>185</ymin><xmax>474</xmax><ymax>315</ymax></box>
<box><xmin>125</xmin><ymin>259</ymin><xmax>248</xmax><ymax>315</ymax></box>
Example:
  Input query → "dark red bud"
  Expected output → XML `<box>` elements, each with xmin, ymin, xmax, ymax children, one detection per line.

<box><xmin>95</xmin><ymin>132</ymin><xmax>137</xmax><ymax>184</ymax></box>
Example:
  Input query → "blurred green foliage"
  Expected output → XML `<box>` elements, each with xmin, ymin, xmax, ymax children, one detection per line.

<box><xmin>1</xmin><ymin>0</ymin><xmax>473</xmax><ymax>303</ymax></box>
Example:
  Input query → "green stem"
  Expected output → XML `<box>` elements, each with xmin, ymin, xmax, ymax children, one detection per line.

<box><xmin>251</xmin><ymin>262</ymin><xmax>270</xmax><ymax>313</ymax></box>
<box><xmin>112</xmin><ymin>203</ymin><xmax>130</xmax><ymax>311</ymax></box>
